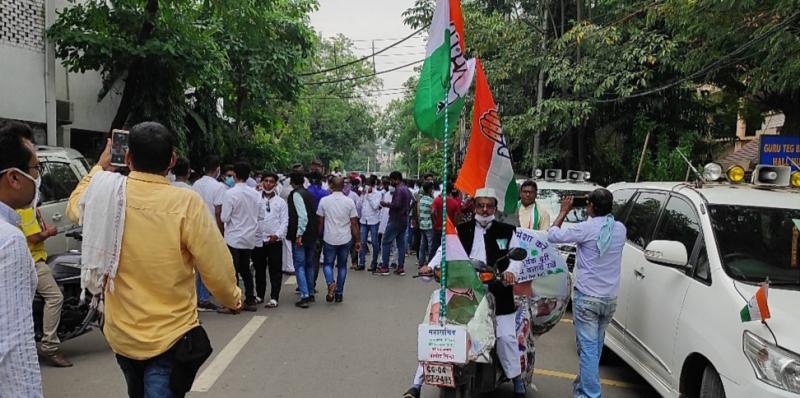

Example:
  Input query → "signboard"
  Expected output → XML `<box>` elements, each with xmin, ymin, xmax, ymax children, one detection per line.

<box><xmin>417</xmin><ymin>324</ymin><xmax>468</xmax><ymax>364</ymax></box>
<box><xmin>422</xmin><ymin>362</ymin><xmax>456</xmax><ymax>388</ymax></box>
<box><xmin>510</xmin><ymin>228</ymin><xmax>568</xmax><ymax>283</ymax></box>
<box><xmin>760</xmin><ymin>135</ymin><xmax>800</xmax><ymax>171</ymax></box>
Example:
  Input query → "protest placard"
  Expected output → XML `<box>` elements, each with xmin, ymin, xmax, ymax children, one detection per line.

<box><xmin>417</xmin><ymin>324</ymin><xmax>468</xmax><ymax>364</ymax></box>
<box><xmin>510</xmin><ymin>228</ymin><xmax>568</xmax><ymax>283</ymax></box>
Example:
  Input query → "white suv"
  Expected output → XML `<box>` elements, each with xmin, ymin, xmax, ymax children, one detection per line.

<box><xmin>606</xmin><ymin>180</ymin><xmax>800</xmax><ymax>397</ymax></box>
<box><xmin>36</xmin><ymin>145</ymin><xmax>90</xmax><ymax>254</ymax></box>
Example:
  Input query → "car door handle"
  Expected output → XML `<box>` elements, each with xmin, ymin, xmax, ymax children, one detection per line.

<box><xmin>634</xmin><ymin>268</ymin><xmax>646</xmax><ymax>279</ymax></box>
<box><xmin>51</xmin><ymin>213</ymin><xmax>63</xmax><ymax>222</ymax></box>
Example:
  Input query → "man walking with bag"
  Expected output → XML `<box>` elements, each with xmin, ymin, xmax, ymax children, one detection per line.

<box><xmin>68</xmin><ymin>122</ymin><xmax>242</xmax><ymax>397</ymax></box>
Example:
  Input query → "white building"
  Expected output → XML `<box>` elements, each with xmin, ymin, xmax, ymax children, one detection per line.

<box><xmin>1</xmin><ymin>0</ymin><xmax>121</xmax><ymax>158</ymax></box>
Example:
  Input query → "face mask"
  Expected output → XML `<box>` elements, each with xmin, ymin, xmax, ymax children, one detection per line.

<box><xmin>388</xmin><ymin>186</ymin><xmax>396</xmax><ymax>193</ymax></box>
<box><xmin>224</xmin><ymin>176</ymin><xmax>235</xmax><ymax>187</ymax></box>
<box><xmin>263</xmin><ymin>188</ymin><xmax>276</xmax><ymax>195</ymax></box>
<box><xmin>1</xmin><ymin>168</ymin><xmax>40</xmax><ymax>209</ymax></box>
<box><xmin>167</xmin><ymin>172</ymin><xmax>176</xmax><ymax>183</ymax></box>
<box><xmin>474</xmin><ymin>214</ymin><xmax>495</xmax><ymax>228</ymax></box>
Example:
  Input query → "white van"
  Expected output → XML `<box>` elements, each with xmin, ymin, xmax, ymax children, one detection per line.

<box><xmin>606</xmin><ymin>173</ymin><xmax>800</xmax><ymax>397</ymax></box>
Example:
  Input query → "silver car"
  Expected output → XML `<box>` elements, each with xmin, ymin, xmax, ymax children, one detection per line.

<box><xmin>35</xmin><ymin>145</ymin><xmax>90</xmax><ymax>255</ymax></box>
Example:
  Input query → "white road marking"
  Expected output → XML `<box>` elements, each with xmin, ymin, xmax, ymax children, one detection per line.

<box><xmin>284</xmin><ymin>276</ymin><xmax>297</xmax><ymax>286</ymax></box>
<box><xmin>191</xmin><ymin>316</ymin><xmax>268</xmax><ymax>392</ymax></box>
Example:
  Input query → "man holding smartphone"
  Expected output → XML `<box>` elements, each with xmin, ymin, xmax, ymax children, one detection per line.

<box><xmin>548</xmin><ymin>189</ymin><xmax>626</xmax><ymax>398</ymax></box>
<box><xmin>68</xmin><ymin>122</ymin><xmax>242</xmax><ymax>397</ymax></box>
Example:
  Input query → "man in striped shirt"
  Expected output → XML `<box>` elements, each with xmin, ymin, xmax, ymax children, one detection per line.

<box><xmin>0</xmin><ymin>122</ymin><xmax>43</xmax><ymax>397</ymax></box>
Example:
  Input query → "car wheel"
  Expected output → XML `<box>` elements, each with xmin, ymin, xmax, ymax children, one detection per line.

<box><xmin>699</xmin><ymin>365</ymin><xmax>725</xmax><ymax>398</ymax></box>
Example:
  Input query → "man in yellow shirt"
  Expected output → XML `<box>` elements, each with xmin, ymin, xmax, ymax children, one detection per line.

<box><xmin>17</xmin><ymin>207</ymin><xmax>72</xmax><ymax>367</ymax></box>
<box><xmin>68</xmin><ymin>122</ymin><xmax>242</xmax><ymax>397</ymax></box>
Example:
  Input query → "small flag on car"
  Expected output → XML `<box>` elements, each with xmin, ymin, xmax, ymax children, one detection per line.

<box><xmin>740</xmin><ymin>283</ymin><xmax>771</xmax><ymax>322</ymax></box>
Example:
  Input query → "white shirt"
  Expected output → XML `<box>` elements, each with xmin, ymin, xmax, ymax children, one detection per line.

<box><xmin>317</xmin><ymin>192</ymin><xmax>358</xmax><ymax>246</ymax></box>
<box><xmin>0</xmin><ymin>202</ymin><xmax>42</xmax><ymax>397</ymax></box>
<box><xmin>192</xmin><ymin>175</ymin><xmax>226</xmax><ymax>217</ymax></box>
<box><xmin>221</xmin><ymin>183</ymin><xmax>266</xmax><ymax>249</ymax></box>
<box><xmin>255</xmin><ymin>193</ymin><xmax>289</xmax><ymax>246</ymax></box>
<box><xmin>359</xmin><ymin>189</ymin><xmax>382</xmax><ymax>225</ymax></box>
<box><xmin>172</xmin><ymin>181</ymin><xmax>192</xmax><ymax>190</ymax></box>
<box><xmin>470</xmin><ymin>223</ymin><xmax>488</xmax><ymax>264</ymax></box>
<box><xmin>379</xmin><ymin>191</ymin><xmax>392</xmax><ymax>234</ymax></box>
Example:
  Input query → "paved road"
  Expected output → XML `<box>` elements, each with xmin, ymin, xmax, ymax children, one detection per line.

<box><xmin>42</xmin><ymin>260</ymin><xmax>657</xmax><ymax>397</ymax></box>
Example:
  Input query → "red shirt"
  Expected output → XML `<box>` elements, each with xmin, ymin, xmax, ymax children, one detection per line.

<box><xmin>432</xmin><ymin>195</ymin><xmax>461</xmax><ymax>230</ymax></box>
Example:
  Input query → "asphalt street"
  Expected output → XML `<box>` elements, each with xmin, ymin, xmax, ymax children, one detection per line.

<box><xmin>42</xmin><ymin>257</ymin><xmax>658</xmax><ymax>398</ymax></box>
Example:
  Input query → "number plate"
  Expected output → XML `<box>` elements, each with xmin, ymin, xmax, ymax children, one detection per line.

<box><xmin>423</xmin><ymin>362</ymin><xmax>455</xmax><ymax>388</ymax></box>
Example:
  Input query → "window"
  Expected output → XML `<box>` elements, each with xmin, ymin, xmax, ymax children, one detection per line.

<box><xmin>40</xmin><ymin>162</ymin><xmax>80</xmax><ymax>203</ymax></box>
<box><xmin>653</xmin><ymin>196</ymin><xmax>701</xmax><ymax>256</ymax></box>
<box><xmin>625</xmin><ymin>192</ymin><xmax>667</xmax><ymax>248</ymax></box>
<box><xmin>694</xmin><ymin>243</ymin><xmax>711</xmax><ymax>283</ymax></box>
<box><xmin>611</xmin><ymin>189</ymin><xmax>637</xmax><ymax>222</ymax></box>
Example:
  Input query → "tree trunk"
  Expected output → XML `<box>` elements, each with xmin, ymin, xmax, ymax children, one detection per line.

<box><xmin>108</xmin><ymin>0</ymin><xmax>158</xmax><ymax>133</ymax></box>
<box><xmin>779</xmin><ymin>107</ymin><xmax>800</xmax><ymax>136</ymax></box>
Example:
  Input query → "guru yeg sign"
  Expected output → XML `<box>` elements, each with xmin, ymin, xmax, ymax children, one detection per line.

<box><xmin>760</xmin><ymin>135</ymin><xmax>800</xmax><ymax>171</ymax></box>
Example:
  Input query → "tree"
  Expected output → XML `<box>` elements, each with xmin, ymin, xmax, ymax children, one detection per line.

<box><xmin>664</xmin><ymin>0</ymin><xmax>800</xmax><ymax>136</ymax></box>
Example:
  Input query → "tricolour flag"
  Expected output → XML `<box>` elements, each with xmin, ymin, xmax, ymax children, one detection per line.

<box><xmin>455</xmin><ymin>59</ymin><xmax>518</xmax><ymax>213</ymax></box>
<box><xmin>740</xmin><ymin>283</ymin><xmax>771</xmax><ymax>322</ymax></box>
<box><xmin>413</xmin><ymin>0</ymin><xmax>476</xmax><ymax>140</ymax></box>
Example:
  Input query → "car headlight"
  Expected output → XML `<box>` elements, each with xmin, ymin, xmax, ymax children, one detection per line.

<box><xmin>743</xmin><ymin>331</ymin><xmax>800</xmax><ymax>393</ymax></box>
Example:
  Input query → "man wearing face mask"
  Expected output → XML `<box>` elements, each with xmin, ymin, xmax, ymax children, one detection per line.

<box><xmin>414</xmin><ymin>188</ymin><xmax>526</xmax><ymax>398</ymax></box>
<box><xmin>221</xmin><ymin>165</ymin><xmax>236</xmax><ymax>189</ymax></box>
<box><xmin>253</xmin><ymin>173</ymin><xmax>288</xmax><ymax>308</ymax></box>
<box><xmin>0</xmin><ymin>122</ymin><xmax>44</xmax><ymax>397</ymax></box>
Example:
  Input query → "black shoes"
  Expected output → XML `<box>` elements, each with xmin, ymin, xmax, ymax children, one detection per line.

<box><xmin>295</xmin><ymin>298</ymin><xmax>310</xmax><ymax>308</ymax></box>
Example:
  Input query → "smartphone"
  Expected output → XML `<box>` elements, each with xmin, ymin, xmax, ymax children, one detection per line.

<box><xmin>110</xmin><ymin>129</ymin><xmax>130</xmax><ymax>167</ymax></box>
<box><xmin>571</xmin><ymin>196</ymin><xmax>589</xmax><ymax>207</ymax></box>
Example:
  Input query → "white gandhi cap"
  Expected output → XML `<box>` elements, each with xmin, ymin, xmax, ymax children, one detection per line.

<box><xmin>474</xmin><ymin>187</ymin><xmax>497</xmax><ymax>201</ymax></box>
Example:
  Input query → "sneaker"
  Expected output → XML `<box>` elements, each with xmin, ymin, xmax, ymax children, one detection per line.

<box><xmin>255</xmin><ymin>297</ymin><xmax>264</xmax><ymax>304</ymax></box>
<box><xmin>326</xmin><ymin>282</ymin><xmax>337</xmax><ymax>302</ymax></box>
<box><xmin>216</xmin><ymin>307</ymin><xmax>239</xmax><ymax>314</ymax></box>
<box><xmin>265</xmin><ymin>299</ymin><xmax>278</xmax><ymax>308</ymax></box>
<box><xmin>40</xmin><ymin>349</ymin><xmax>73</xmax><ymax>368</ymax></box>
<box><xmin>242</xmin><ymin>303</ymin><xmax>258</xmax><ymax>312</ymax></box>
<box><xmin>379</xmin><ymin>267</ymin><xmax>391</xmax><ymax>276</ymax></box>
<box><xmin>334</xmin><ymin>294</ymin><xmax>343</xmax><ymax>303</ymax></box>
<box><xmin>295</xmin><ymin>298</ymin><xmax>310</xmax><ymax>309</ymax></box>
<box><xmin>402</xmin><ymin>386</ymin><xmax>420</xmax><ymax>398</ymax></box>
<box><xmin>395</xmin><ymin>268</ymin><xmax>406</xmax><ymax>276</ymax></box>
<box><xmin>198</xmin><ymin>301</ymin><xmax>219</xmax><ymax>312</ymax></box>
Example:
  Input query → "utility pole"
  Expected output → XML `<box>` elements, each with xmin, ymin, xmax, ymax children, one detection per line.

<box><xmin>532</xmin><ymin>2</ymin><xmax>548</xmax><ymax>176</ymax></box>
<box><xmin>372</xmin><ymin>40</ymin><xmax>377</xmax><ymax>73</ymax></box>
<box><xmin>417</xmin><ymin>130</ymin><xmax>421</xmax><ymax>179</ymax></box>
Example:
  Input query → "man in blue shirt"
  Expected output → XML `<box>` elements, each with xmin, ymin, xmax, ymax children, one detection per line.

<box><xmin>548</xmin><ymin>189</ymin><xmax>626</xmax><ymax>398</ymax></box>
<box><xmin>306</xmin><ymin>172</ymin><xmax>329</xmax><ymax>292</ymax></box>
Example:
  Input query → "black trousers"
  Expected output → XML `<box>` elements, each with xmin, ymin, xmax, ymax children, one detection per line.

<box><xmin>228</xmin><ymin>246</ymin><xmax>255</xmax><ymax>304</ymax></box>
<box><xmin>252</xmin><ymin>241</ymin><xmax>283</xmax><ymax>301</ymax></box>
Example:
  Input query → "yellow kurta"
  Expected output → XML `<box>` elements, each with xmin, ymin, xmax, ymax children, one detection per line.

<box><xmin>68</xmin><ymin>166</ymin><xmax>241</xmax><ymax>360</ymax></box>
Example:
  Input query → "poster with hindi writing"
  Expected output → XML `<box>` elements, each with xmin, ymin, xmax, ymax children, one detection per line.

<box><xmin>510</xmin><ymin>228</ymin><xmax>568</xmax><ymax>283</ymax></box>
<box><xmin>418</xmin><ymin>324</ymin><xmax>469</xmax><ymax>364</ymax></box>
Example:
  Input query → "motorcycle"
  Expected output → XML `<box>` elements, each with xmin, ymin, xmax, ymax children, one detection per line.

<box><xmin>417</xmin><ymin>248</ymin><xmax>571</xmax><ymax>398</ymax></box>
<box><xmin>32</xmin><ymin>230</ymin><xmax>103</xmax><ymax>343</ymax></box>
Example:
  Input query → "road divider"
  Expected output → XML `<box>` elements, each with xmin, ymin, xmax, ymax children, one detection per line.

<box><xmin>191</xmin><ymin>316</ymin><xmax>268</xmax><ymax>392</ymax></box>
<box><xmin>533</xmin><ymin>368</ymin><xmax>643</xmax><ymax>389</ymax></box>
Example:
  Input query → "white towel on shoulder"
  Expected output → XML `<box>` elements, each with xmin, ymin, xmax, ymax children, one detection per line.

<box><xmin>77</xmin><ymin>171</ymin><xmax>127</xmax><ymax>297</ymax></box>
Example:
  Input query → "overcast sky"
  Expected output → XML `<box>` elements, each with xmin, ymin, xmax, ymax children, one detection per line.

<box><xmin>310</xmin><ymin>0</ymin><xmax>426</xmax><ymax>108</ymax></box>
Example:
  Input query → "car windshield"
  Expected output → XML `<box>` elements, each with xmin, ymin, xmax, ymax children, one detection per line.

<box><xmin>709</xmin><ymin>205</ymin><xmax>800</xmax><ymax>287</ymax></box>
<box><xmin>537</xmin><ymin>189</ymin><xmax>592</xmax><ymax>223</ymax></box>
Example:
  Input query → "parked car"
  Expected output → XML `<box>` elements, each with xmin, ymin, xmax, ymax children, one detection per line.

<box><xmin>606</xmin><ymin>166</ymin><xmax>800</xmax><ymax>397</ymax></box>
<box><xmin>36</xmin><ymin>145</ymin><xmax>90</xmax><ymax>255</ymax></box>
<box><xmin>517</xmin><ymin>172</ymin><xmax>600</xmax><ymax>272</ymax></box>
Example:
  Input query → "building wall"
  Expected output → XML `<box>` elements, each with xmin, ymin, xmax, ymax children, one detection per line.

<box><xmin>0</xmin><ymin>0</ymin><xmax>121</xmax><ymax>152</ymax></box>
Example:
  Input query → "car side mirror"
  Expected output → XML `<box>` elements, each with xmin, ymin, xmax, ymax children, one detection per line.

<box><xmin>644</xmin><ymin>240</ymin><xmax>688</xmax><ymax>269</ymax></box>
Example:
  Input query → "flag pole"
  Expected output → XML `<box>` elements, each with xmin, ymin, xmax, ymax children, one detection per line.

<box><xmin>439</xmin><ymin>82</ymin><xmax>450</xmax><ymax>326</ymax></box>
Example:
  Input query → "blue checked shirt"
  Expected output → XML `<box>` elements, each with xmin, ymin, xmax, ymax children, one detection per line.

<box><xmin>0</xmin><ymin>201</ymin><xmax>42</xmax><ymax>397</ymax></box>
